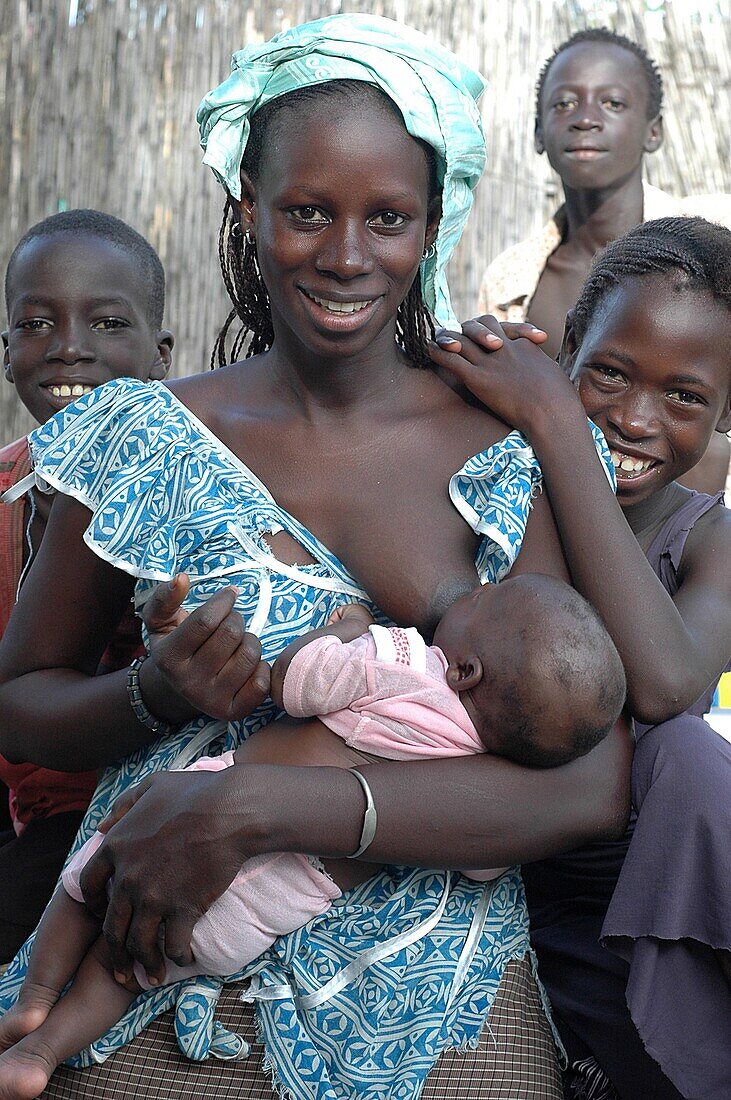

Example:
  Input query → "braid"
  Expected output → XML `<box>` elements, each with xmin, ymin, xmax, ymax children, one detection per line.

<box><xmin>572</xmin><ymin>217</ymin><xmax>731</xmax><ymax>344</ymax></box>
<box><xmin>396</xmin><ymin>275</ymin><xmax>436</xmax><ymax>368</ymax></box>
<box><xmin>210</xmin><ymin>196</ymin><xmax>273</xmax><ymax>368</ymax></box>
<box><xmin>211</xmin><ymin>80</ymin><xmax>439</xmax><ymax>369</ymax></box>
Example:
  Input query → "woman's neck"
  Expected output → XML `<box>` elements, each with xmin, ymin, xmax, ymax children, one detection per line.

<box><xmin>562</xmin><ymin>171</ymin><xmax>644</xmax><ymax>257</ymax></box>
<box><xmin>264</xmin><ymin>328</ymin><xmax>419</xmax><ymax>420</ymax></box>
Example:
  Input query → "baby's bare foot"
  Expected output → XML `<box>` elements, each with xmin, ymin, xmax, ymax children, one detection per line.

<box><xmin>0</xmin><ymin>1039</ymin><xmax>56</xmax><ymax>1099</ymax></box>
<box><xmin>0</xmin><ymin>985</ymin><xmax>59</xmax><ymax>1054</ymax></box>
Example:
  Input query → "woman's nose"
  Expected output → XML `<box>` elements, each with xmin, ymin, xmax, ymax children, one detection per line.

<box><xmin>315</xmin><ymin>220</ymin><xmax>375</xmax><ymax>279</ymax></box>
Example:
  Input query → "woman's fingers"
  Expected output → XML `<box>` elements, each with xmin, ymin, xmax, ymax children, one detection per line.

<box><xmin>163</xmin><ymin>911</ymin><xmax>199</xmax><ymax>969</ymax></box>
<box><xmin>98</xmin><ymin>779</ymin><xmax>153</xmax><ymax>834</ymax></box>
<box><xmin>152</xmin><ymin>586</ymin><xmax>239</xmax><ymax>663</ymax></box>
<box><xmin>124</xmin><ymin>904</ymin><xmax>167</xmax><ymax>986</ymax></box>
<box><xmin>82</xmin><ymin>770</ymin><xmax>251</xmax><ymax>983</ymax></box>
<box><xmin>174</xmin><ymin>604</ymin><xmax>248</xmax><ymax>681</ymax></box>
<box><xmin>143</xmin><ymin>574</ymin><xmax>191</xmax><ymax>636</ymax></box>
<box><xmin>79</xmin><ymin>842</ymin><xmax>116</xmax><ymax>921</ymax></box>
<box><xmin>230</xmin><ymin>658</ymin><xmax>271</xmax><ymax>717</ymax></box>
<box><xmin>144</xmin><ymin>586</ymin><xmax>269</xmax><ymax>720</ymax></box>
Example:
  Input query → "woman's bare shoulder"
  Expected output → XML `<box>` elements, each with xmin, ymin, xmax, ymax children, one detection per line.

<box><xmin>167</xmin><ymin>359</ymin><xmax>270</xmax><ymax>428</ymax></box>
<box><xmin>426</xmin><ymin>365</ymin><xmax>514</xmax><ymax>452</ymax></box>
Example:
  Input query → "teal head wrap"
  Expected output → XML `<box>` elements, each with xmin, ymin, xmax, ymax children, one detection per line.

<box><xmin>197</xmin><ymin>13</ymin><xmax>486</xmax><ymax>328</ymax></box>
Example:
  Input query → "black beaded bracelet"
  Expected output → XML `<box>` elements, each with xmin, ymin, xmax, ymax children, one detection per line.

<box><xmin>126</xmin><ymin>654</ymin><xmax>176</xmax><ymax>736</ymax></box>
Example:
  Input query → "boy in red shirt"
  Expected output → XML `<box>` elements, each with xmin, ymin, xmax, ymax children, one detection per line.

<box><xmin>0</xmin><ymin>209</ymin><xmax>173</xmax><ymax>960</ymax></box>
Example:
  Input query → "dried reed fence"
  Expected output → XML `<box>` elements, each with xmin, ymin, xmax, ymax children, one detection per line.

<box><xmin>1</xmin><ymin>0</ymin><xmax>729</xmax><ymax>442</ymax></box>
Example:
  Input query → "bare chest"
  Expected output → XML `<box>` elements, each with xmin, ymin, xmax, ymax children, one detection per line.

<box><xmin>527</xmin><ymin>249</ymin><xmax>594</xmax><ymax>360</ymax></box>
<box><xmin>244</xmin><ymin>426</ymin><xmax>489</xmax><ymax>634</ymax></box>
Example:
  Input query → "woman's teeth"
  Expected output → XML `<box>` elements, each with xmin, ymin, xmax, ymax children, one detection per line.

<box><xmin>610</xmin><ymin>450</ymin><xmax>654</xmax><ymax>475</ymax></box>
<box><xmin>308</xmin><ymin>294</ymin><xmax>373</xmax><ymax>313</ymax></box>
<box><xmin>46</xmin><ymin>384</ymin><xmax>95</xmax><ymax>398</ymax></box>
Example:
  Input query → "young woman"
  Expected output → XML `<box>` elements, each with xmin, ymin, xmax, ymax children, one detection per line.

<box><xmin>430</xmin><ymin>215</ymin><xmax>731</xmax><ymax>1099</ymax></box>
<box><xmin>0</xmin><ymin>16</ymin><xmax>629</xmax><ymax>1099</ymax></box>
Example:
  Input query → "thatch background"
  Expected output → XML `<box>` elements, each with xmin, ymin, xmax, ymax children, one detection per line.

<box><xmin>1</xmin><ymin>0</ymin><xmax>729</xmax><ymax>441</ymax></box>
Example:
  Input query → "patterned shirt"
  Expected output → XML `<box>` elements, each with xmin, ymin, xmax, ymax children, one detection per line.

<box><xmin>0</xmin><ymin>379</ymin><xmax>612</xmax><ymax>1099</ymax></box>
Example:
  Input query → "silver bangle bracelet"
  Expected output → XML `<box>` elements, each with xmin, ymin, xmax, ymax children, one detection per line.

<box><xmin>347</xmin><ymin>768</ymin><xmax>378</xmax><ymax>859</ymax></box>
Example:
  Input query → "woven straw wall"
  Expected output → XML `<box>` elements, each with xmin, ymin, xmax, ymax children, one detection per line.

<box><xmin>1</xmin><ymin>0</ymin><xmax>729</xmax><ymax>441</ymax></box>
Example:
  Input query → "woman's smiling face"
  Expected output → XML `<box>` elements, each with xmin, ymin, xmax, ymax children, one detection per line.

<box><xmin>240</xmin><ymin>91</ymin><xmax>440</xmax><ymax>364</ymax></box>
<box><xmin>568</xmin><ymin>275</ymin><xmax>731</xmax><ymax>506</ymax></box>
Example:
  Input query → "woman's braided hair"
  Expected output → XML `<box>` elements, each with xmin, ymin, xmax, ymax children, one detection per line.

<box><xmin>572</xmin><ymin>216</ymin><xmax>731</xmax><ymax>346</ymax></box>
<box><xmin>211</xmin><ymin>81</ymin><xmax>438</xmax><ymax>369</ymax></box>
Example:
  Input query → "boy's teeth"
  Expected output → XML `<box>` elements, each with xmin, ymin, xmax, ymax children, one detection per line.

<box><xmin>310</xmin><ymin>294</ymin><xmax>372</xmax><ymax>313</ymax></box>
<box><xmin>610</xmin><ymin>450</ymin><xmax>653</xmax><ymax>474</ymax></box>
<box><xmin>48</xmin><ymin>384</ymin><xmax>94</xmax><ymax>398</ymax></box>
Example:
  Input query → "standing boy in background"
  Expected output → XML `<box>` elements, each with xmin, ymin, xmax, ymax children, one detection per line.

<box><xmin>478</xmin><ymin>28</ymin><xmax>731</xmax><ymax>493</ymax></box>
<box><xmin>0</xmin><ymin>210</ymin><xmax>173</xmax><ymax>961</ymax></box>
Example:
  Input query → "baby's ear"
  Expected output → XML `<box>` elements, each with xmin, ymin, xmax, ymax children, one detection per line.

<box><xmin>150</xmin><ymin>331</ymin><xmax>174</xmax><ymax>381</ymax></box>
<box><xmin>445</xmin><ymin>656</ymin><xmax>483</xmax><ymax>693</ymax></box>
<box><xmin>2</xmin><ymin>332</ymin><xmax>13</xmax><ymax>384</ymax></box>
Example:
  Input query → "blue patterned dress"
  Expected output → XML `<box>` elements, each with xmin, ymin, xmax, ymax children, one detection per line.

<box><xmin>0</xmin><ymin>378</ymin><xmax>613</xmax><ymax>1100</ymax></box>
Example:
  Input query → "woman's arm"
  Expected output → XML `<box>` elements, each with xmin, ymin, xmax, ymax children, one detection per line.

<box><xmin>81</xmin><ymin>713</ymin><xmax>631</xmax><ymax>982</ymax></box>
<box><xmin>78</xmin><ymin>430</ymin><xmax>631</xmax><ymax>983</ymax></box>
<box><xmin>429</xmin><ymin>320</ymin><xmax>731</xmax><ymax>725</ymax></box>
<box><xmin>0</xmin><ymin>494</ymin><xmax>270</xmax><ymax>769</ymax></box>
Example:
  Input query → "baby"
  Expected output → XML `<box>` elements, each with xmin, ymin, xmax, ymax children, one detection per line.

<box><xmin>0</xmin><ymin>573</ymin><xmax>625</xmax><ymax>1096</ymax></box>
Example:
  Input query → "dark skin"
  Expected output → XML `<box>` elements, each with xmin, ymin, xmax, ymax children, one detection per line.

<box><xmin>2</xmin><ymin>233</ymin><xmax>174</xmax><ymax>583</ymax></box>
<box><xmin>527</xmin><ymin>41</ymin><xmax>663</xmax><ymax>360</ymax></box>
<box><xmin>430</xmin><ymin>278</ymin><xmax>731</xmax><ymax>728</ymax></box>
<box><xmin>0</xmin><ymin>97</ymin><xmax>631</xmax><ymax>989</ymax></box>
<box><xmin>526</xmin><ymin>41</ymin><xmax>730</xmax><ymax>490</ymax></box>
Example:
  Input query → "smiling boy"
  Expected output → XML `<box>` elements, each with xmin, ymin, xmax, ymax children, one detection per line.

<box><xmin>0</xmin><ymin>209</ymin><xmax>173</xmax><ymax>961</ymax></box>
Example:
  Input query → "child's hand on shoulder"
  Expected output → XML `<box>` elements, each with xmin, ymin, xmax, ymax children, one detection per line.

<box><xmin>428</xmin><ymin>315</ymin><xmax>582</xmax><ymax>438</ymax></box>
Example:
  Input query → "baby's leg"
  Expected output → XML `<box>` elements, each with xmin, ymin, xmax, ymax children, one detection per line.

<box><xmin>0</xmin><ymin>931</ymin><xmax>136</xmax><ymax>1100</ymax></box>
<box><xmin>0</xmin><ymin>890</ymin><xmax>99</xmax><ymax>1055</ymax></box>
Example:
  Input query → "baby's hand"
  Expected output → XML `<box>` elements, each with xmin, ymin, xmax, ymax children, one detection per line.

<box><xmin>327</xmin><ymin>603</ymin><xmax>375</xmax><ymax>628</ymax></box>
<box><xmin>271</xmin><ymin>605</ymin><xmax>375</xmax><ymax>711</ymax></box>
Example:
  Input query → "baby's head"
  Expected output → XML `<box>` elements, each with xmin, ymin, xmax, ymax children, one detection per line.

<box><xmin>3</xmin><ymin>209</ymin><xmax>173</xmax><ymax>425</ymax></box>
<box><xmin>433</xmin><ymin>574</ymin><xmax>626</xmax><ymax>767</ymax></box>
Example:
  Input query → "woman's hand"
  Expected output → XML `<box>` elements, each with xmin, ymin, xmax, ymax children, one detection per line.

<box><xmin>140</xmin><ymin>573</ymin><xmax>271</xmax><ymax>725</ymax></box>
<box><xmin>80</xmin><ymin>767</ymin><xmax>257</xmax><ymax>985</ymax></box>
<box><xmin>429</xmin><ymin>316</ymin><xmax>581</xmax><ymax>438</ymax></box>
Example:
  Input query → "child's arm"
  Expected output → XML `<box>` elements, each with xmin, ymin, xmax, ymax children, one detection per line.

<box><xmin>270</xmin><ymin>604</ymin><xmax>375</xmax><ymax>709</ymax></box>
<box><xmin>429</xmin><ymin>321</ymin><xmax>731</xmax><ymax>725</ymax></box>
